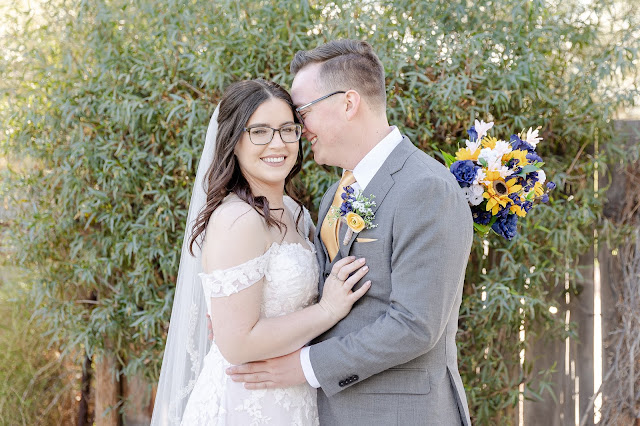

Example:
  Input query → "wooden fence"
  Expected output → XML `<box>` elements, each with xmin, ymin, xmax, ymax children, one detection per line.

<box><xmin>523</xmin><ymin>119</ymin><xmax>640</xmax><ymax>426</ymax></box>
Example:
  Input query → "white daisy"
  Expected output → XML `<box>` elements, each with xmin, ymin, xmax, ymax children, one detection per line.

<box><xmin>478</xmin><ymin>147</ymin><xmax>501</xmax><ymax>166</ymax></box>
<box><xmin>473</xmin><ymin>169</ymin><xmax>486</xmax><ymax>185</ymax></box>
<box><xmin>470</xmin><ymin>184</ymin><xmax>485</xmax><ymax>197</ymax></box>
<box><xmin>493</xmin><ymin>140</ymin><xmax>512</xmax><ymax>157</ymax></box>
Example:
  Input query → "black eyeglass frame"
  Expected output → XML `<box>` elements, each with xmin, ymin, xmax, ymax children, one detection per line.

<box><xmin>294</xmin><ymin>91</ymin><xmax>347</xmax><ymax>121</ymax></box>
<box><xmin>242</xmin><ymin>124</ymin><xmax>303</xmax><ymax>145</ymax></box>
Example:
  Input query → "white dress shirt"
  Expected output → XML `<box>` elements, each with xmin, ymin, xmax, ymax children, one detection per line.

<box><xmin>300</xmin><ymin>126</ymin><xmax>403</xmax><ymax>388</ymax></box>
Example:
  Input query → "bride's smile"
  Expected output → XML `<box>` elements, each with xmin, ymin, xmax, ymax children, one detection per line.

<box><xmin>234</xmin><ymin>97</ymin><xmax>300</xmax><ymax>194</ymax></box>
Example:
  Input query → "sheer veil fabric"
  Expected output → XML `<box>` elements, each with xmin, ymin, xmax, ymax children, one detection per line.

<box><xmin>151</xmin><ymin>106</ymin><xmax>220</xmax><ymax>425</ymax></box>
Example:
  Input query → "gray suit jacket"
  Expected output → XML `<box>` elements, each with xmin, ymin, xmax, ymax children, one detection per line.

<box><xmin>310</xmin><ymin>137</ymin><xmax>473</xmax><ymax>426</ymax></box>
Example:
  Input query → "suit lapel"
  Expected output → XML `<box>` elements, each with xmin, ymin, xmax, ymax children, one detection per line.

<box><xmin>338</xmin><ymin>168</ymin><xmax>394</xmax><ymax>257</ymax></box>
<box><xmin>338</xmin><ymin>137</ymin><xmax>417</xmax><ymax>258</ymax></box>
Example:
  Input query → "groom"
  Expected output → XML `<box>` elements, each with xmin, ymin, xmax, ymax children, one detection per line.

<box><xmin>227</xmin><ymin>39</ymin><xmax>473</xmax><ymax>425</ymax></box>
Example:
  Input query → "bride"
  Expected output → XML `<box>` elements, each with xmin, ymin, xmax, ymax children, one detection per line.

<box><xmin>151</xmin><ymin>79</ymin><xmax>371</xmax><ymax>425</ymax></box>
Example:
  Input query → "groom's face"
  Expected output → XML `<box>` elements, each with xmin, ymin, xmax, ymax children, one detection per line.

<box><xmin>291</xmin><ymin>64</ymin><xmax>346</xmax><ymax>167</ymax></box>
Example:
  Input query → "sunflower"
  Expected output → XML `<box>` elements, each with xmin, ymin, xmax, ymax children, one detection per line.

<box><xmin>483</xmin><ymin>169</ymin><xmax>503</xmax><ymax>182</ymax></box>
<box><xmin>503</xmin><ymin>149</ymin><xmax>529</xmax><ymax>167</ymax></box>
<box><xmin>483</xmin><ymin>186</ymin><xmax>510</xmax><ymax>215</ymax></box>
<box><xmin>455</xmin><ymin>147</ymin><xmax>480</xmax><ymax>161</ymax></box>
<box><xmin>511</xmin><ymin>204</ymin><xmax>527</xmax><ymax>217</ymax></box>
<box><xmin>533</xmin><ymin>181</ymin><xmax>544</xmax><ymax>197</ymax></box>
<box><xmin>481</xmin><ymin>136</ymin><xmax>498</xmax><ymax>149</ymax></box>
<box><xmin>505</xmin><ymin>177</ymin><xmax>523</xmax><ymax>194</ymax></box>
<box><xmin>484</xmin><ymin>178</ymin><xmax>523</xmax><ymax>215</ymax></box>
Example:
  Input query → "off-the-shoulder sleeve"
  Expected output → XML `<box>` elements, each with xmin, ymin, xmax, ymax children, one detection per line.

<box><xmin>198</xmin><ymin>248</ymin><xmax>272</xmax><ymax>299</ymax></box>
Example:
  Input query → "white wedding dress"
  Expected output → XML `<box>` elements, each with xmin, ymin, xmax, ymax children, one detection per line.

<box><xmin>180</xmin><ymin>201</ymin><xmax>320</xmax><ymax>426</ymax></box>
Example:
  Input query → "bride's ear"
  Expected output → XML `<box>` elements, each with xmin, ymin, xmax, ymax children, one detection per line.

<box><xmin>344</xmin><ymin>90</ymin><xmax>360</xmax><ymax>121</ymax></box>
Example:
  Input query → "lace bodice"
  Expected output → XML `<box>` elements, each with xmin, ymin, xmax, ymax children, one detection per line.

<box><xmin>198</xmin><ymin>241</ymin><xmax>318</xmax><ymax>319</ymax></box>
<box><xmin>181</xmin><ymin>200</ymin><xmax>320</xmax><ymax>425</ymax></box>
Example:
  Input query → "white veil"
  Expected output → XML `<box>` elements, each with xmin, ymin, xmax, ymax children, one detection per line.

<box><xmin>151</xmin><ymin>105</ymin><xmax>219</xmax><ymax>425</ymax></box>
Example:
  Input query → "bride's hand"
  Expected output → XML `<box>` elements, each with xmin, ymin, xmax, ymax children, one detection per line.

<box><xmin>318</xmin><ymin>256</ymin><xmax>371</xmax><ymax>322</ymax></box>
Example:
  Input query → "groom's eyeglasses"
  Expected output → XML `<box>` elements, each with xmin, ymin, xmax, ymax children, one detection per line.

<box><xmin>243</xmin><ymin>124</ymin><xmax>303</xmax><ymax>145</ymax></box>
<box><xmin>295</xmin><ymin>91</ymin><xmax>346</xmax><ymax>123</ymax></box>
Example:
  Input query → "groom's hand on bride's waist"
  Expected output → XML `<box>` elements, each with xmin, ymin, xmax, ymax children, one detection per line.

<box><xmin>225</xmin><ymin>349</ymin><xmax>306</xmax><ymax>389</ymax></box>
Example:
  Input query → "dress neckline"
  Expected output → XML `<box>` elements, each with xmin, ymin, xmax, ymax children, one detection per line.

<box><xmin>199</xmin><ymin>239</ymin><xmax>315</xmax><ymax>278</ymax></box>
<box><xmin>268</xmin><ymin>239</ymin><xmax>315</xmax><ymax>255</ymax></box>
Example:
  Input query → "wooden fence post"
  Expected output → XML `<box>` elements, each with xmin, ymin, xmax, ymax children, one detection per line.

<box><xmin>94</xmin><ymin>349</ymin><xmax>121</xmax><ymax>426</ymax></box>
<box><xmin>122</xmin><ymin>374</ymin><xmax>154</xmax><ymax>425</ymax></box>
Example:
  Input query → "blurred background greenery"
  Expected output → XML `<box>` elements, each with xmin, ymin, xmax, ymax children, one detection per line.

<box><xmin>1</xmin><ymin>0</ymin><xmax>638</xmax><ymax>424</ymax></box>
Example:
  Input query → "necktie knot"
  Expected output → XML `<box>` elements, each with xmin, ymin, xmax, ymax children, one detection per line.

<box><xmin>339</xmin><ymin>170</ymin><xmax>356</xmax><ymax>189</ymax></box>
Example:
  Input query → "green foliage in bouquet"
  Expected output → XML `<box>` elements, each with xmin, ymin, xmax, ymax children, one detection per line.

<box><xmin>1</xmin><ymin>0</ymin><xmax>638</xmax><ymax>423</ymax></box>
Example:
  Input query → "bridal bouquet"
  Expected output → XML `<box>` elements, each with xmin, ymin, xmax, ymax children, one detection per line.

<box><xmin>443</xmin><ymin>120</ymin><xmax>555</xmax><ymax>240</ymax></box>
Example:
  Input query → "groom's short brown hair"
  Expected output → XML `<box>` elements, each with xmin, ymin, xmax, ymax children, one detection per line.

<box><xmin>290</xmin><ymin>39</ymin><xmax>386</xmax><ymax>111</ymax></box>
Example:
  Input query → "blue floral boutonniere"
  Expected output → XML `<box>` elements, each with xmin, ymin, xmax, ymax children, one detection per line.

<box><xmin>329</xmin><ymin>186</ymin><xmax>378</xmax><ymax>245</ymax></box>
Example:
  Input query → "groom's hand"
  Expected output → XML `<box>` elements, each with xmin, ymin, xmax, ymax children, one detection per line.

<box><xmin>225</xmin><ymin>348</ymin><xmax>306</xmax><ymax>389</ymax></box>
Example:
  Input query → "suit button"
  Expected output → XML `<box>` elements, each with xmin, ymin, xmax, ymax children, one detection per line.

<box><xmin>339</xmin><ymin>380</ymin><xmax>345</xmax><ymax>387</ymax></box>
<box><xmin>353</xmin><ymin>375</ymin><xmax>359</xmax><ymax>381</ymax></box>
<box><xmin>324</xmin><ymin>272</ymin><xmax>330</xmax><ymax>279</ymax></box>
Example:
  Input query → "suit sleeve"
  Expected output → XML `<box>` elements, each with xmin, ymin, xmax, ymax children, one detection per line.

<box><xmin>308</xmin><ymin>173</ymin><xmax>473</xmax><ymax>397</ymax></box>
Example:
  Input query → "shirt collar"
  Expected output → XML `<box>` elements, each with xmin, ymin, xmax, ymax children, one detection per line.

<box><xmin>347</xmin><ymin>126</ymin><xmax>403</xmax><ymax>191</ymax></box>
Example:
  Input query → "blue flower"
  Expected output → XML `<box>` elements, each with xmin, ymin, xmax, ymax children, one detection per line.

<box><xmin>450</xmin><ymin>160</ymin><xmax>480</xmax><ymax>188</ymax></box>
<box><xmin>523</xmin><ymin>172</ymin><xmax>539</xmax><ymax>191</ymax></box>
<box><xmin>492</xmin><ymin>213</ymin><xmax>518</xmax><ymax>240</ymax></box>
<box><xmin>541</xmin><ymin>194</ymin><xmax>550</xmax><ymax>203</ymax></box>
<box><xmin>468</xmin><ymin>126</ymin><xmax>478</xmax><ymax>142</ymax></box>
<box><xmin>507</xmin><ymin>159</ymin><xmax>520</xmax><ymax>170</ymax></box>
<box><xmin>345</xmin><ymin>186</ymin><xmax>355</xmax><ymax>194</ymax></box>
<box><xmin>510</xmin><ymin>134</ymin><xmax>535</xmax><ymax>152</ymax></box>
<box><xmin>546</xmin><ymin>181</ymin><xmax>556</xmax><ymax>190</ymax></box>
<box><xmin>508</xmin><ymin>193</ymin><xmax>522</xmax><ymax>208</ymax></box>
<box><xmin>340</xmin><ymin>203</ymin><xmax>353</xmax><ymax>215</ymax></box>
<box><xmin>522</xmin><ymin>200</ymin><xmax>533</xmax><ymax>213</ymax></box>
<box><xmin>526</xmin><ymin>152</ymin><xmax>543</xmax><ymax>163</ymax></box>
<box><xmin>341</xmin><ymin>193</ymin><xmax>355</xmax><ymax>202</ymax></box>
<box><xmin>471</xmin><ymin>205</ymin><xmax>492</xmax><ymax>225</ymax></box>
<box><xmin>495</xmin><ymin>204</ymin><xmax>511</xmax><ymax>219</ymax></box>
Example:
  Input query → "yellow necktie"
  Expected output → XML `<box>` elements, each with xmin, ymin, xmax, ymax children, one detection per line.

<box><xmin>320</xmin><ymin>171</ymin><xmax>356</xmax><ymax>262</ymax></box>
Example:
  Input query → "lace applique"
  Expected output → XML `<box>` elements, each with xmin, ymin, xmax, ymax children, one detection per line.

<box><xmin>198</xmin><ymin>247</ymin><xmax>273</xmax><ymax>299</ymax></box>
<box><xmin>169</xmin><ymin>301</ymin><xmax>202</xmax><ymax>424</ymax></box>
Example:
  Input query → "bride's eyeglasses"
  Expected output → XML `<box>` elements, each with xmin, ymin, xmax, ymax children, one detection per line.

<box><xmin>243</xmin><ymin>123</ymin><xmax>303</xmax><ymax>145</ymax></box>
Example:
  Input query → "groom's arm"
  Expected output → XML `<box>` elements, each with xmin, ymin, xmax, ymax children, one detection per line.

<box><xmin>226</xmin><ymin>174</ymin><xmax>472</xmax><ymax>391</ymax></box>
<box><xmin>309</xmin><ymin>173</ymin><xmax>473</xmax><ymax>397</ymax></box>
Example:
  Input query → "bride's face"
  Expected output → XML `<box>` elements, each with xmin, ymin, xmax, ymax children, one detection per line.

<box><xmin>234</xmin><ymin>97</ymin><xmax>300</xmax><ymax>191</ymax></box>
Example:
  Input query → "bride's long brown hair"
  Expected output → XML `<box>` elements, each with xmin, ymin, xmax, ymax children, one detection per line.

<box><xmin>188</xmin><ymin>79</ymin><xmax>304</xmax><ymax>256</ymax></box>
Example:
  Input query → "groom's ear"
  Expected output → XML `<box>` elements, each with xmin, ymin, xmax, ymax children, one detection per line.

<box><xmin>344</xmin><ymin>90</ymin><xmax>360</xmax><ymax>121</ymax></box>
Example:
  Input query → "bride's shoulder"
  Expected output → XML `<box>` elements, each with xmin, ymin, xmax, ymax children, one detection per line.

<box><xmin>202</xmin><ymin>195</ymin><xmax>270</xmax><ymax>270</ymax></box>
<box><xmin>207</xmin><ymin>195</ymin><xmax>269</xmax><ymax>239</ymax></box>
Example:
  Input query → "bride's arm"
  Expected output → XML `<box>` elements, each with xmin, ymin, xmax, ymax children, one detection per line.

<box><xmin>203</xmin><ymin>202</ymin><xmax>369</xmax><ymax>366</ymax></box>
